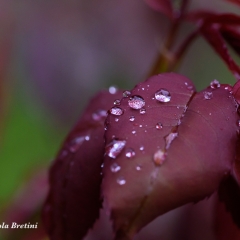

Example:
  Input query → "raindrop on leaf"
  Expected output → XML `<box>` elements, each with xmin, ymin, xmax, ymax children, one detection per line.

<box><xmin>203</xmin><ymin>91</ymin><xmax>213</xmax><ymax>100</ymax></box>
<box><xmin>125</xmin><ymin>148</ymin><xmax>136</xmax><ymax>158</ymax></box>
<box><xmin>110</xmin><ymin>163</ymin><xmax>121</xmax><ymax>173</ymax></box>
<box><xmin>128</xmin><ymin>95</ymin><xmax>145</xmax><ymax>109</ymax></box>
<box><xmin>105</xmin><ymin>139</ymin><xmax>126</xmax><ymax>159</ymax></box>
<box><xmin>109</xmin><ymin>107</ymin><xmax>124</xmax><ymax>116</ymax></box>
<box><xmin>153</xmin><ymin>149</ymin><xmax>167</xmax><ymax>166</ymax></box>
<box><xmin>210</xmin><ymin>79</ymin><xmax>220</xmax><ymax>89</ymax></box>
<box><xmin>155</xmin><ymin>89</ymin><xmax>171</xmax><ymax>103</ymax></box>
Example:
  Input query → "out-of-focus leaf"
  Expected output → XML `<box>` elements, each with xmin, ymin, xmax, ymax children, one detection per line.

<box><xmin>144</xmin><ymin>0</ymin><xmax>173</xmax><ymax>19</ymax></box>
<box><xmin>215</xmin><ymin>177</ymin><xmax>240</xmax><ymax>240</ymax></box>
<box><xmin>221</xmin><ymin>26</ymin><xmax>240</xmax><ymax>57</ymax></box>
<box><xmin>201</xmin><ymin>25</ymin><xmax>240</xmax><ymax>80</ymax></box>
<box><xmin>224</xmin><ymin>0</ymin><xmax>240</xmax><ymax>7</ymax></box>
<box><xmin>42</xmin><ymin>90</ymin><xmax>122</xmax><ymax>240</ymax></box>
<box><xmin>102</xmin><ymin>73</ymin><xmax>239</xmax><ymax>239</ymax></box>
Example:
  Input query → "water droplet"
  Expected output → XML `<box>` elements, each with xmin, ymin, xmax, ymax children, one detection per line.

<box><xmin>129</xmin><ymin>116</ymin><xmax>135</xmax><ymax>122</ymax></box>
<box><xmin>125</xmin><ymin>148</ymin><xmax>135</xmax><ymax>158</ymax></box>
<box><xmin>140</xmin><ymin>108</ymin><xmax>146</xmax><ymax>114</ymax></box>
<box><xmin>117</xmin><ymin>176</ymin><xmax>126</xmax><ymax>185</ymax></box>
<box><xmin>209</xmin><ymin>113</ymin><xmax>212</xmax><ymax>116</ymax></box>
<box><xmin>140</xmin><ymin>145</ymin><xmax>144</xmax><ymax>151</ymax></box>
<box><xmin>142</xmin><ymin>87</ymin><xmax>145</xmax><ymax>90</ymax></box>
<box><xmin>185</xmin><ymin>82</ymin><xmax>188</xmax><ymax>86</ymax></box>
<box><xmin>224</xmin><ymin>85</ymin><xmax>233</xmax><ymax>92</ymax></box>
<box><xmin>139</xmin><ymin>125</ymin><xmax>143</xmax><ymax>128</ymax></box>
<box><xmin>203</xmin><ymin>91</ymin><xmax>213</xmax><ymax>100</ymax></box>
<box><xmin>136</xmin><ymin>165</ymin><xmax>142</xmax><ymax>171</ymax></box>
<box><xmin>85</xmin><ymin>135</ymin><xmax>90</xmax><ymax>141</ymax></box>
<box><xmin>156</xmin><ymin>122</ymin><xmax>163</xmax><ymax>129</ymax></box>
<box><xmin>69</xmin><ymin>136</ymin><xmax>85</xmax><ymax>152</ymax></box>
<box><xmin>109</xmin><ymin>86</ymin><xmax>118</xmax><ymax>94</ymax></box>
<box><xmin>165</xmin><ymin>132</ymin><xmax>178</xmax><ymax>149</ymax></box>
<box><xmin>109</xmin><ymin>107</ymin><xmax>124</xmax><ymax>116</ymax></box>
<box><xmin>153</xmin><ymin>149</ymin><xmax>166</xmax><ymax>166</ymax></box>
<box><xmin>155</xmin><ymin>89</ymin><xmax>171</xmax><ymax>103</ymax></box>
<box><xmin>59</xmin><ymin>150</ymin><xmax>68</xmax><ymax>159</ymax></box>
<box><xmin>210</xmin><ymin>79</ymin><xmax>220</xmax><ymax>89</ymax></box>
<box><xmin>132</xmin><ymin>130</ymin><xmax>136</xmax><ymax>134</ymax></box>
<box><xmin>105</xmin><ymin>139</ymin><xmax>126</xmax><ymax>159</ymax></box>
<box><xmin>101</xmin><ymin>163</ymin><xmax>104</xmax><ymax>168</ymax></box>
<box><xmin>115</xmin><ymin>118</ymin><xmax>119</xmax><ymax>122</ymax></box>
<box><xmin>92</xmin><ymin>109</ymin><xmax>107</xmax><ymax>121</ymax></box>
<box><xmin>123</xmin><ymin>90</ymin><xmax>131</xmax><ymax>98</ymax></box>
<box><xmin>114</xmin><ymin>99</ymin><xmax>121</xmax><ymax>105</ymax></box>
<box><xmin>237</xmin><ymin>120</ymin><xmax>240</xmax><ymax>127</ymax></box>
<box><xmin>128</xmin><ymin>95</ymin><xmax>145</xmax><ymax>109</ymax></box>
<box><xmin>110</xmin><ymin>163</ymin><xmax>121</xmax><ymax>173</ymax></box>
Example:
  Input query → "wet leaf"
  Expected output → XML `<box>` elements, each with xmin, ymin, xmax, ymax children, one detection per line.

<box><xmin>42</xmin><ymin>90</ymin><xmax>122</xmax><ymax>240</ymax></box>
<box><xmin>102</xmin><ymin>73</ymin><xmax>239</xmax><ymax>239</ymax></box>
<box><xmin>144</xmin><ymin>0</ymin><xmax>173</xmax><ymax>19</ymax></box>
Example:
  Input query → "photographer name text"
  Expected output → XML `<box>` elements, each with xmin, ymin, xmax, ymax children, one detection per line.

<box><xmin>0</xmin><ymin>222</ymin><xmax>38</xmax><ymax>229</ymax></box>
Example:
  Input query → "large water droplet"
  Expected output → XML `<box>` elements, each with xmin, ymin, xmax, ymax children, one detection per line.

<box><xmin>109</xmin><ymin>86</ymin><xmax>118</xmax><ymax>94</ymax></box>
<box><xmin>92</xmin><ymin>109</ymin><xmax>107</xmax><ymax>121</ymax></box>
<box><xmin>153</xmin><ymin>149</ymin><xmax>166</xmax><ymax>166</ymax></box>
<box><xmin>140</xmin><ymin>108</ymin><xmax>146</xmax><ymax>114</ymax></box>
<box><xmin>155</xmin><ymin>89</ymin><xmax>171</xmax><ymax>103</ymax></box>
<box><xmin>109</xmin><ymin>107</ymin><xmax>124</xmax><ymax>116</ymax></box>
<box><xmin>210</xmin><ymin>79</ymin><xmax>220</xmax><ymax>89</ymax></box>
<box><xmin>203</xmin><ymin>91</ymin><xmax>213</xmax><ymax>100</ymax></box>
<box><xmin>117</xmin><ymin>176</ymin><xmax>126</xmax><ymax>185</ymax></box>
<box><xmin>114</xmin><ymin>99</ymin><xmax>121</xmax><ymax>105</ymax></box>
<box><xmin>123</xmin><ymin>90</ymin><xmax>131</xmax><ymax>98</ymax></box>
<box><xmin>111</xmin><ymin>163</ymin><xmax>121</xmax><ymax>173</ymax></box>
<box><xmin>125</xmin><ymin>148</ymin><xmax>135</xmax><ymax>158</ymax></box>
<box><xmin>69</xmin><ymin>136</ymin><xmax>85</xmax><ymax>152</ymax></box>
<box><xmin>156</xmin><ymin>122</ymin><xmax>163</xmax><ymax>129</ymax></box>
<box><xmin>165</xmin><ymin>132</ymin><xmax>178</xmax><ymax>149</ymax></box>
<box><xmin>128</xmin><ymin>95</ymin><xmax>145</xmax><ymax>109</ymax></box>
<box><xmin>105</xmin><ymin>139</ymin><xmax>126</xmax><ymax>158</ymax></box>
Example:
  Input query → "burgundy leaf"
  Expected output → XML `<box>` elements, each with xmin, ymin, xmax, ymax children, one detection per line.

<box><xmin>215</xmin><ymin>178</ymin><xmax>240</xmax><ymax>239</ymax></box>
<box><xmin>144</xmin><ymin>0</ymin><xmax>173</xmax><ymax>19</ymax></box>
<box><xmin>221</xmin><ymin>26</ymin><xmax>240</xmax><ymax>57</ymax></box>
<box><xmin>224</xmin><ymin>0</ymin><xmax>240</xmax><ymax>7</ymax></box>
<box><xmin>42</xmin><ymin>90</ymin><xmax>122</xmax><ymax>240</ymax></box>
<box><xmin>200</xmin><ymin>25</ymin><xmax>240</xmax><ymax>80</ymax></box>
<box><xmin>102</xmin><ymin>73</ymin><xmax>239</xmax><ymax>239</ymax></box>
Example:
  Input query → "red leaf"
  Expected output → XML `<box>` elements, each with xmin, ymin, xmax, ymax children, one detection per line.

<box><xmin>42</xmin><ymin>90</ymin><xmax>122</xmax><ymax>240</ymax></box>
<box><xmin>201</xmin><ymin>25</ymin><xmax>240</xmax><ymax>80</ymax></box>
<box><xmin>102</xmin><ymin>73</ymin><xmax>239</xmax><ymax>239</ymax></box>
<box><xmin>221</xmin><ymin>26</ymin><xmax>240</xmax><ymax>57</ymax></box>
<box><xmin>144</xmin><ymin>0</ymin><xmax>173</xmax><ymax>19</ymax></box>
<box><xmin>224</xmin><ymin>0</ymin><xmax>240</xmax><ymax>7</ymax></box>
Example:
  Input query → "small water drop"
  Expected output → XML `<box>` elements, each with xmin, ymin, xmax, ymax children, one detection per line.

<box><xmin>115</xmin><ymin>118</ymin><xmax>119</xmax><ymax>122</ymax></box>
<box><xmin>85</xmin><ymin>135</ymin><xmax>90</xmax><ymax>141</ymax></box>
<box><xmin>59</xmin><ymin>150</ymin><xmax>68</xmax><ymax>159</ymax></box>
<box><xmin>140</xmin><ymin>108</ymin><xmax>146</xmax><ymax>114</ymax></box>
<box><xmin>109</xmin><ymin>86</ymin><xmax>118</xmax><ymax>94</ymax></box>
<box><xmin>92</xmin><ymin>109</ymin><xmax>107</xmax><ymax>121</ymax></box>
<box><xmin>117</xmin><ymin>176</ymin><xmax>126</xmax><ymax>185</ymax></box>
<box><xmin>210</xmin><ymin>79</ymin><xmax>220</xmax><ymax>89</ymax></box>
<box><xmin>156</xmin><ymin>122</ymin><xmax>163</xmax><ymax>129</ymax></box>
<box><xmin>155</xmin><ymin>89</ymin><xmax>171</xmax><ymax>103</ymax></box>
<box><xmin>123</xmin><ymin>90</ymin><xmax>131</xmax><ymax>98</ymax></box>
<box><xmin>109</xmin><ymin>107</ymin><xmax>124</xmax><ymax>116</ymax></box>
<box><xmin>69</xmin><ymin>136</ymin><xmax>85</xmax><ymax>153</ymax></box>
<box><xmin>224</xmin><ymin>85</ymin><xmax>233</xmax><ymax>92</ymax></box>
<box><xmin>237</xmin><ymin>120</ymin><xmax>240</xmax><ymax>127</ymax></box>
<box><xmin>132</xmin><ymin>130</ymin><xmax>136</xmax><ymax>134</ymax></box>
<box><xmin>142</xmin><ymin>87</ymin><xmax>145</xmax><ymax>90</ymax></box>
<box><xmin>129</xmin><ymin>116</ymin><xmax>135</xmax><ymax>122</ymax></box>
<box><xmin>125</xmin><ymin>148</ymin><xmax>136</xmax><ymax>158</ymax></box>
<box><xmin>114</xmin><ymin>99</ymin><xmax>121</xmax><ymax>105</ymax></box>
<box><xmin>110</xmin><ymin>163</ymin><xmax>121</xmax><ymax>173</ymax></box>
<box><xmin>165</xmin><ymin>132</ymin><xmax>178</xmax><ymax>149</ymax></box>
<box><xmin>203</xmin><ymin>91</ymin><xmax>213</xmax><ymax>100</ymax></box>
<box><xmin>128</xmin><ymin>95</ymin><xmax>145</xmax><ymax>109</ymax></box>
<box><xmin>153</xmin><ymin>149</ymin><xmax>166</xmax><ymax>166</ymax></box>
<box><xmin>101</xmin><ymin>163</ymin><xmax>104</xmax><ymax>168</ymax></box>
<box><xmin>209</xmin><ymin>113</ymin><xmax>212</xmax><ymax>116</ymax></box>
<box><xmin>139</xmin><ymin>145</ymin><xmax>144</xmax><ymax>151</ymax></box>
<box><xmin>136</xmin><ymin>165</ymin><xmax>142</xmax><ymax>171</ymax></box>
<box><xmin>105</xmin><ymin>139</ymin><xmax>126</xmax><ymax>159</ymax></box>
<box><xmin>139</xmin><ymin>125</ymin><xmax>143</xmax><ymax>128</ymax></box>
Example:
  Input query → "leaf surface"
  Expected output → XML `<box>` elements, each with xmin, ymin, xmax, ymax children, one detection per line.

<box><xmin>42</xmin><ymin>90</ymin><xmax>122</xmax><ymax>240</ymax></box>
<box><xmin>102</xmin><ymin>73</ymin><xmax>239</xmax><ymax>239</ymax></box>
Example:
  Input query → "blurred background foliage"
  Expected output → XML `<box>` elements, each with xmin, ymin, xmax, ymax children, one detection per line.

<box><xmin>0</xmin><ymin>0</ymin><xmax>238</xmax><ymax>239</ymax></box>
